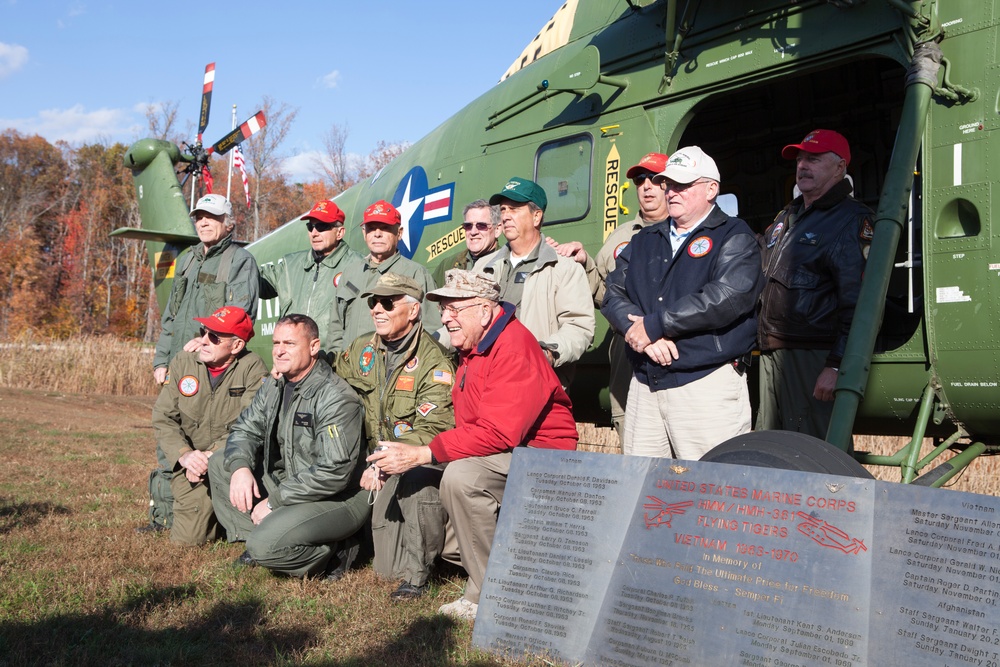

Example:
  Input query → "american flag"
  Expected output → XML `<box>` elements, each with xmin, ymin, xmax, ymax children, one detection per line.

<box><xmin>232</xmin><ymin>144</ymin><xmax>251</xmax><ymax>208</ymax></box>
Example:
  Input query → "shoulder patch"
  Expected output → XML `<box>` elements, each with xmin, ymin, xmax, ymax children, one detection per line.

<box><xmin>613</xmin><ymin>241</ymin><xmax>629</xmax><ymax>259</ymax></box>
<box><xmin>417</xmin><ymin>402</ymin><xmax>438</xmax><ymax>417</ymax></box>
<box><xmin>178</xmin><ymin>375</ymin><xmax>199</xmax><ymax>397</ymax></box>
<box><xmin>432</xmin><ymin>369</ymin><xmax>453</xmax><ymax>386</ymax></box>
<box><xmin>687</xmin><ymin>236</ymin><xmax>713</xmax><ymax>258</ymax></box>
<box><xmin>359</xmin><ymin>344</ymin><xmax>376</xmax><ymax>376</ymax></box>
<box><xmin>333</xmin><ymin>271</ymin><xmax>343</xmax><ymax>287</ymax></box>
<box><xmin>859</xmin><ymin>217</ymin><xmax>874</xmax><ymax>243</ymax></box>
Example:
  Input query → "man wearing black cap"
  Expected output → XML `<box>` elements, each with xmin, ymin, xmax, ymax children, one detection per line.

<box><xmin>757</xmin><ymin>130</ymin><xmax>874</xmax><ymax>438</ymax></box>
<box><xmin>260</xmin><ymin>199</ymin><xmax>362</xmax><ymax>357</ymax></box>
<box><xmin>474</xmin><ymin>177</ymin><xmax>594</xmax><ymax>388</ymax></box>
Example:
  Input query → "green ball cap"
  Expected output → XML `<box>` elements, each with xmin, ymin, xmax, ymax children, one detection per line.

<box><xmin>489</xmin><ymin>176</ymin><xmax>547</xmax><ymax>211</ymax></box>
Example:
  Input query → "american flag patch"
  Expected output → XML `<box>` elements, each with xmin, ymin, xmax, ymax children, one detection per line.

<box><xmin>432</xmin><ymin>369</ymin><xmax>453</xmax><ymax>385</ymax></box>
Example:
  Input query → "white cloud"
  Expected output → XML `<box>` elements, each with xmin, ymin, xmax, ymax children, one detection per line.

<box><xmin>0</xmin><ymin>104</ymin><xmax>141</xmax><ymax>144</ymax></box>
<box><xmin>319</xmin><ymin>70</ymin><xmax>341</xmax><ymax>89</ymax></box>
<box><xmin>0</xmin><ymin>42</ymin><xmax>28</xmax><ymax>78</ymax></box>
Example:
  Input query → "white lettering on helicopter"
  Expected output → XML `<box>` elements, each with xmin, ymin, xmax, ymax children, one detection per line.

<box><xmin>942</xmin><ymin>18</ymin><xmax>964</xmax><ymax>28</ymax></box>
<box><xmin>706</xmin><ymin>50</ymin><xmax>753</xmax><ymax>68</ymax></box>
<box><xmin>959</xmin><ymin>122</ymin><xmax>981</xmax><ymax>135</ymax></box>
<box><xmin>935</xmin><ymin>286</ymin><xmax>971</xmax><ymax>303</ymax></box>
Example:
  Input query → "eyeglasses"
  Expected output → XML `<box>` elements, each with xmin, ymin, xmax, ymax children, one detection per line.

<box><xmin>305</xmin><ymin>221</ymin><xmax>341</xmax><ymax>232</ymax></box>
<box><xmin>462</xmin><ymin>221</ymin><xmax>494</xmax><ymax>232</ymax></box>
<box><xmin>439</xmin><ymin>302</ymin><xmax>484</xmax><ymax>317</ymax></box>
<box><xmin>664</xmin><ymin>179</ymin><xmax>711</xmax><ymax>192</ymax></box>
<box><xmin>367</xmin><ymin>295</ymin><xmax>401</xmax><ymax>311</ymax></box>
<box><xmin>198</xmin><ymin>327</ymin><xmax>233</xmax><ymax>345</ymax></box>
<box><xmin>630</xmin><ymin>172</ymin><xmax>659</xmax><ymax>186</ymax></box>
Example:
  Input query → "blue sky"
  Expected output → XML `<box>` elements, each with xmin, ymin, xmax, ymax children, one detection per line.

<box><xmin>0</xmin><ymin>1</ymin><xmax>561</xmax><ymax>182</ymax></box>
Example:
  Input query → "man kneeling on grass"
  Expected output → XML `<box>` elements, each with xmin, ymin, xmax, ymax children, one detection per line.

<box><xmin>369</xmin><ymin>270</ymin><xmax>578</xmax><ymax>620</ymax></box>
<box><xmin>209</xmin><ymin>314</ymin><xmax>369</xmax><ymax>579</ymax></box>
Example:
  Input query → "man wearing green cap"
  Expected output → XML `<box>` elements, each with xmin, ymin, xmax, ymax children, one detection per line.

<box><xmin>336</xmin><ymin>273</ymin><xmax>455</xmax><ymax>601</ymax></box>
<box><xmin>475</xmin><ymin>177</ymin><xmax>594</xmax><ymax>388</ymax></box>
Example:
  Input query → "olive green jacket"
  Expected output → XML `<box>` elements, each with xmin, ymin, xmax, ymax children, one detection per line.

<box><xmin>153</xmin><ymin>236</ymin><xmax>260</xmax><ymax>369</ymax></box>
<box><xmin>259</xmin><ymin>242</ymin><xmax>362</xmax><ymax>353</ymax></box>
<box><xmin>336</xmin><ymin>327</ymin><xmax>455</xmax><ymax>453</ymax></box>
<box><xmin>152</xmin><ymin>349</ymin><xmax>268</xmax><ymax>469</ymax></box>
<box><xmin>222</xmin><ymin>359</ymin><xmax>365</xmax><ymax>508</ymax></box>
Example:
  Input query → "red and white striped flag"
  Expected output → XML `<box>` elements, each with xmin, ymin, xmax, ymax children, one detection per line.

<box><xmin>232</xmin><ymin>144</ymin><xmax>251</xmax><ymax>208</ymax></box>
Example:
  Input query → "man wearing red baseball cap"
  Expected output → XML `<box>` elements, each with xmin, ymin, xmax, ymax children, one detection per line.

<box><xmin>140</xmin><ymin>306</ymin><xmax>268</xmax><ymax>544</ymax></box>
<box><xmin>548</xmin><ymin>152</ymin><xmax>671</xmax><ymax>436</ymax></box>
<box><xmin>757</xmin><ymin>129</ymin><xmax>875</xmax><ymax>439</ymax></box>
<box><xmin>327</xmin><ymin>199</ymin><xmax>440</xmax><ymax>354</ymax></box>
<box><xmin>259</xmin><ymin>199</ymin><xmax>362</xmax><ymax>358</ymax></box>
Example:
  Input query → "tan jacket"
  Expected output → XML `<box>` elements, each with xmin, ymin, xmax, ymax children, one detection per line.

<box><xmin>586</xmin><ymin>213</ymin><xmax>651</xmax><ymax>307</ymax></box>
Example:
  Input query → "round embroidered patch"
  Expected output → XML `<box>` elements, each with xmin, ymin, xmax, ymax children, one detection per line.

<box><xmin>333</xmin><ymin>271</ymin><xmax>343</xmax><ymax>287</ymax></box>
<box><xmin>687</xmin><ymin>236</ymin><xmax>713</xmax><ymax>258</ymax></box>
<box><xmin>767</xmin><ymin>221</ymin><xmax>784</xmax><ymax>248</ymax></box>
<box><xmin>359</xmin><ymin>344</ymin><xmax>376</xmax><ymax>376</ymax></box>
<box><xmin>178</xmin><ymin>375</ymin><xmax>199</xmax><ymax>396</ymax></box>
<box><xmin>613</xmin><ymin>241</ymin><xmax>629</xmax><ymax>259</ymax></box>
<box><xmin>392</xmin><ymin>421</ymin><xmax>413</xmax><ymax>438</ymax></box>
<box><xmin>404</xmin><ymin>356</ymin><xmax>419</xmax><ymax>372</ymax></box>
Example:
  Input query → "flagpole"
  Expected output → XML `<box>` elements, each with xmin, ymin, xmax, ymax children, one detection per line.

<box><xmin>227</xmin><ymin>104</ymin><xmax>236</xmax><ymax>202</ymax></box>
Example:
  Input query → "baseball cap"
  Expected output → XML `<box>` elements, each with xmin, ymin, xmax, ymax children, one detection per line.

<box><xmin>362</xmin><ymin>200</ymin><xmax>401</xmax><ymax>226</ymax></box>
<box><xmin>362</xmin><ymin>272</ymin><xmax>424</xmax><ymax>301</ymax></box>
<box><xmin>303</xmin><ymin>200</ymin><xmax>346</xmax><ymax>225</ymax></box>
<box><xmin>426</xmin><ymin>269</ymin><xmax>501</xmax><ymax>303</ymax></box>
<box><xmin>655</xmin><ymin>146</ymin><xmax>721</xmax><ymax>184</ymax></box>
<box><xmin>488</xmin><ymin>177</ymin><xmax>548</xmax><ymax>211</ymax></box>
<box><xmin>191</xmin><ymin>193</ymin><xmax>233</xmax><ymax>218</ymax></box>
<box><xmin>193</xmin><ymin>306</ymin><xmax>254</xmax><ymax>342</ymax></box>
<box><xmin>626</xmin><ymin>152</ymin><xmax>669</xmax><ymax>179</ymax></box>
<box><xmin>781</xmin><ymin>129</ymin><xmax>851</xmax><ymax>165</ymax></box>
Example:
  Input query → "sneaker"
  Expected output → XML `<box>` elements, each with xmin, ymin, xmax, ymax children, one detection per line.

<box><xmin>389</xmin><ymin>581</ymin><xmax>428</xmax><ymax>601</ymax></box>
<box><xmin>233</xmin><ymin>550</ymin><xmax>257</xmax><ymax>567</ymax></box>
<box><xmin>438</xmin><ymin>597</ymin><xmax>478</xmax><ymax>621</ymax></box>
<box><xmin>134</xmin><ymin>523</ymin><xmax>166</xmax><ymax>534</ymax></box>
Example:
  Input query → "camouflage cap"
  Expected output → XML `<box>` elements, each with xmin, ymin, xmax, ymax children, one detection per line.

<box><xmin>426</xmin><ymin>269</ymin><xmax>501</xmax><ymax>302</ymax></box>
<box><xmin>362</xmin><ymin>272</ymin><xmax>424</xmax><ymax>301</ymax></box>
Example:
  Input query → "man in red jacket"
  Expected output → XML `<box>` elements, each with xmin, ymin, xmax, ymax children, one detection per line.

<box><xmin>368</xmin><ymin>269</ymin><xmax>578</xmax><ymax>621</ymax></box>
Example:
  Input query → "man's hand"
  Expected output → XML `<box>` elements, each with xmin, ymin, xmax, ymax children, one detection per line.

<box><xmin>813</xmin><ymin>367</ymin><xmax>838</xmax><ymax>402</ymax></box>
<box><xmin>153</xmin><ymin>367</ymin><xmax>168</xmax><ymax>385</ymax></box>
<box><xmin>625</xmin><ymin>314</ymin><xmax>652</xmax><ymax>352</ymax></box>
<box><xmin>644</xmin><ymin>339</ymin><xmax>679</xmax><ymax>366</ymax></box>
<box><xmin>229</xmin><ymin>467</ymin><xmax>260</xmax><ymax>513</ymax></box>
<box><xmin>178</xmin><ymin>450</ymin><xmax>211</xmax><ymax>481</ymax></box>
<box><xmin>546</xmin><ymin>238</ymin><xmax>589</xmax><ymax>265</ymax></box>
<box><xmin>368</xmin><ymin>441</ymin><xmax>432</xmax><ymax>476</ymax></box>
<box><xmin>181</xmin><ymin>337</ymin><xmax>203</xmax><ymax>353</ymax></box>
<box><xmin>250</xmin><ymin>499</ymin><xmax>271</xmax><ymax>526</ymax></box>
<box><xmin>360</xmin><ymin>465</ymin><xmax>387</xmax><ymax>492</ymax></box>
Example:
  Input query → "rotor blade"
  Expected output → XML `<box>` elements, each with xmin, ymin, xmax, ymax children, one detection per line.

<box><xmin>207</xmin><ymin>111</ymin><xmax>267</xmax><ymax>156</ymax></box>
<box><xmin>197</xmin><ymin>62</ymin><xmax>216</xmax><ymax>142</ymax></box>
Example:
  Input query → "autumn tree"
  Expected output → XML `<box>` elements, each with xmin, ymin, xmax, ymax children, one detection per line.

<box><xmin>242</xmin><ymin>96</ymin><xmax>298</xmax><ymax>241</ymax></box>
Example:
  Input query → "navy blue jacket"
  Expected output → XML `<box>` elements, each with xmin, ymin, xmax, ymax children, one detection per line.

<box><xmin>602</xmin><ymin>206</ymin><xmax>763</xmax><ymax>390</ymax></box>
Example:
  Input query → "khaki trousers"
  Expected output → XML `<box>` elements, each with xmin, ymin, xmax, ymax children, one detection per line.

<box><xmin>371</xmin><ymin>465</ymin><xmax>446</xmax><ymax>586</ymax></box>
<box><xmin>756</xmin><ymin>348</ymin><xmax>833</xmax><ymax>439</ymax></box>
<box><xmin>169</xmin><ymin>471</ymin><xmax>221</xmax><ymax>546</ymax></box>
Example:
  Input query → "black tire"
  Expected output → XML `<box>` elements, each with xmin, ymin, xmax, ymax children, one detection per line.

<box><xmin>700</xmin><ymin>430</ymin><xmax>874</xmax><ymax>479</ymax></box>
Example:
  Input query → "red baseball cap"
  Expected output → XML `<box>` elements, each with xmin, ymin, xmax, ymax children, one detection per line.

<box><xmin>362</xmin><ymin>200</ymin><xmax>401</xmax><ymax>226</ymax></box>
<box><xmin>625</xmin><ymin>152</ymin><xmax>669</xmax><ymax>179</ymax></box>
<box><xmin>303</xmin><ymin>200</ymin><xmax>345</xmax><ymax>225</ymax></box>
<box><xmin>193</xmin><ymin>306</ymin><xmax>255</xmax><ymax>342</ymax></box>
<box><xmin>781</xmin><ymin>129</ymin><xmax>851</xmax><ymax>166</ymax></box>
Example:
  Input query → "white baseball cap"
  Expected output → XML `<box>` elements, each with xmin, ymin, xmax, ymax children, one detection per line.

<box><xmin>655</xmin><ymin>146</ymin><xmax>721</xmax><ymax>184</ymax></box>
<box><xmin>191</xmin><ymin>194</ymin><xmax>233</xmax><ymax>218</ymax></box>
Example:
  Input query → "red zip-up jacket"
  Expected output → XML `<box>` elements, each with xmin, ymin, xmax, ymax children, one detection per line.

<box><xmin>428</xmin><ymin>303</ymin><xmax>578</xmax><ymax>463</ymax></box>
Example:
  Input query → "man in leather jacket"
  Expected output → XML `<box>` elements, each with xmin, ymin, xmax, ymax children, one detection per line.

<box><xmin>602</xmin><ymin>146</ymin><xmax>762</xmax><ymax>460</ymax></box>
<box><xmin>757</xmin><ymin>130</ymin><xmax>873</xmax><ymax>439</ymax></box>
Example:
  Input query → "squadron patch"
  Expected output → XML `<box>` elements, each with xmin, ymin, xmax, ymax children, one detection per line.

<box><xmin>392</xmin><ymin>421</ymin><xmax>413</xmax><ymax>437</ymax></box>
<box><xmin>432</xmin><ymin>369</ymin><xmax>454</xmax><ymax>385</ymax></box>
<box><xmin>178</xmin><ymin>375</ymin><xmax>199</xmax><ymax>397</ymax></box>
<box><xmin>417</xmin><ymin>402</ymin><xmax>438</xmax><ymax>417</ymax></box>
<box><xmin>404</xmin><ymin>356</ymin><xmax>419</xmax><ymax>372</ymax></box>
<box><xmin>860</xmin><ymin>217</ymin><xmax>874</xmax><ymax>242</ymax></box>
<box><xmin>333</xmin><ymin>271</ymin><xmax>343</xmax><ymax>287</ymax></box>
<box><xmin>293</xmin><ymin>412</ymin><xmax>314</xmax><ymax>427</ymax></box>
<box><xmin>798</xmin><ymin>232</ymin><xmax>819</xmax><ymax>246</ymax></box>
<box><xmin>228</xmin><ymin>387</ymin><xmax>246</xmax><ymax>397</ymax></box>
<box><xmin>613</xmin><ymin>241</ymin><xmax>629</xmax><ymax>259</ymax></box>
<box><xmin>687</xmin><ymin>236</ymin><xmax>713</xmax><ymax>258</ymax></box>
<box><xmin>767</xmin><ymin>221</ymin><xmax>784</xmax><ymax>248</ymax></box>
<box><xmin>359</xmin><ymin>344</ymin><xmax>377</xmax><ymax>376</ymax></box>
<box><xmin>395</xmin><ymin>375</ymin><xmax>415</xmax><ymax>392</ymax></box>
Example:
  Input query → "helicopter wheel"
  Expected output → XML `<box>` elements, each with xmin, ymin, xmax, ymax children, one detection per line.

<box><xmin>699</xmin><ymin>430</ymin><xmax>874</xmax><ymax>479</ymax></box>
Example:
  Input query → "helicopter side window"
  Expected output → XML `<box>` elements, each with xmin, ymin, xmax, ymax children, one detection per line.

<box><xmin>534</xmin><ymin>133</ymin><xmax>593</xmax><ymax>225</ymax></box>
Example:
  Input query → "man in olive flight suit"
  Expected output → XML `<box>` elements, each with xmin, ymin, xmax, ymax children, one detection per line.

<box><xmin>336</xmin><ymin>273</ymin><xmax>455</xmax><ymax>601</ymax></box>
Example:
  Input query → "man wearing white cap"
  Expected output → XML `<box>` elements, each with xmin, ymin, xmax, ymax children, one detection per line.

<box><xmin>602</xmin><ymin>146</ymin><xmax>762</xmax><ymax>460</ymax></box>
<box><xmin>153</xmin><ymin>194</ymin><xmax>260</xmax><ymax>385</ymax></box>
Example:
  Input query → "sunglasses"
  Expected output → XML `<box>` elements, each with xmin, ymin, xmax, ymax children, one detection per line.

<box><xmin>367</xmin><ymin>295</ymin><xmax>401</xmax><ymax>311</ymax></box>
<box><xmin>631</xmin><ymin>172</ymin><xmax>662</xmax><ymax>186</ymax></box>
<box><xmin>198</xmin><ymin>327</ymin><xmax>233</xmax><ymax>345</ymax></box>
<box><xmin>305</xmin><ymin>221</ymin><xmax>341</xmax><ymax>232</ymax></box>
<box><xmin>462</xmin><ymin>222</ymin><xmax>494</xmax><ymax>232</ymax></box>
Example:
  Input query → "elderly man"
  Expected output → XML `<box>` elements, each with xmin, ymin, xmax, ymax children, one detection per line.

<box><xmin>549</xmin><ymin>152</ymin><xmax>670</xmax><ymax>436</ymax></box>
<box><xmin>370</xmin><ymin>269</ymin><xmax>578</xmax><ymax>621</ymax></box>
<box><xmin>757</xmin><ymin>130</ymin><xmax>873</xmax><ymax>438</ymax></box>
<box><xmin>209</xmin><ymin>314</ymin><xmax>369</xmax><ymax>579</ymax></box>
<box><xmin>141</xmin><ymin>306</ymin><xmax>267</xmax><ymax>542</ymax></box>
<box><xmin>602</xmin><ymin>146</ymin><xmax>762</xmax><ymax>460</ymax></box>
<box><xmin>475</xmin><ymin>177</ymin><xmax>594</xmax><ymax>388</ymax></box>
<box><xmin>431</xmin><ymin>199</ymin><xmax>502</xmax><ymax>286</ymax></box>
<box><xmin>260</xmin><ymin>199</ymin><xmax>362</xmax><ymax>356</ymax></box>
<box><xmin>336</xmin><ymin>273</ymin><xmax>455</xmax><ymax>601</ymax></box>
<box><xmin>328</xmin><ymin>200</ymin><xmax>440</xmax><ymax>354</ymax></box>
<box><xmin>153</xmin><ymin>194</ymin><xmax>260</xmax><ymax>385</ymax></box>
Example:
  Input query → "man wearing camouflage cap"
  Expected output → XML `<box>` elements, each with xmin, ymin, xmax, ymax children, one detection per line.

<box><xmin>335</xmin><ymin>273</ymin><xmax>455</xmax><ymax>601</ymax></box>
<box><xmin>369</xmin><ymin>269</ymin><xmax>578</xmax><ymax>621</ymax></box>
<box><xmin>327</xmin><ymin>199</ymin><xmax>440</xmax><ymax>354</ymax></box>
<box><xmin>474</xmin><ymin>177</ymin><xmax>594</xmax><ymax>388</ymax></box>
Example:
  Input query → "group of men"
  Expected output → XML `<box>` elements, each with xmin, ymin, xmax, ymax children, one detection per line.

<box><xmin>139</xmin><ymin>127</ymin><xmax>870</xmax><ymax>622</ymax></box>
